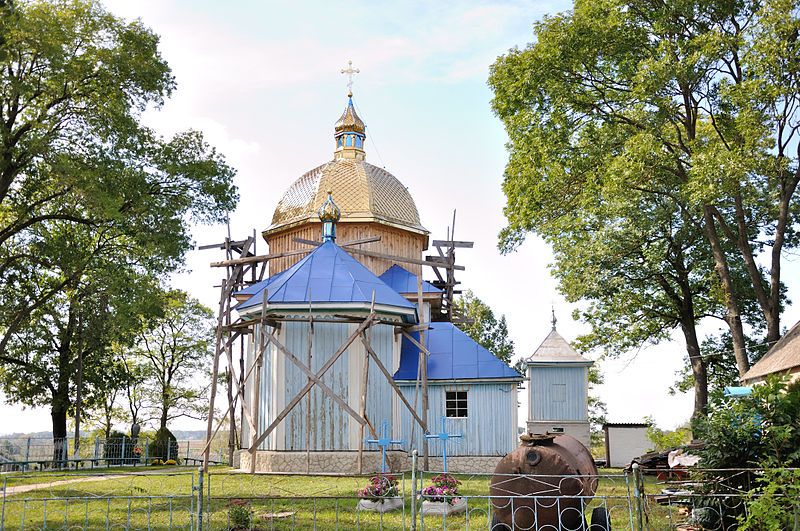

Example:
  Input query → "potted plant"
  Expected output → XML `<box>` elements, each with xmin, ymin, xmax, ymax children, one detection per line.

<box><xmin>421</xmin><ymin>473</ymin><xmax>467</xmax><ymax>515</ymax></box>
<box><xmin>356</xmin><ymin>474</ymin><xmax>404</xmax><ymax>512</ymax></box>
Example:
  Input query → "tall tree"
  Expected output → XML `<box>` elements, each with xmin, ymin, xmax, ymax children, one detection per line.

<box><xmin>0</xmin><ymin>0</ymin><xmax>237</xmax><ymax>352</ymax></box>
<box><xmin>453</xmin><ymin>290</ymin><xmax>515</xmax><ymax>366</ymax></box>
<box><xmin>135</xmin><ymin>291</ymin><xmax>214</xmax><ymax>432</ymax></box>
<box><xmin>0</xmin><ymin>0</ymin><xmax>237</xmax><ymax>450</ymax></box>
<box><xmin>489</xmin><ymin>0</ymin><xmax>798</xmax><ymax>383</ymax></box>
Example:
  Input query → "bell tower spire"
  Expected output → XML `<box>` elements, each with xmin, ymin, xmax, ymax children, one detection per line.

<box><xmin>334</xmin><ymin>61</ymin><xmax>366</xmax><ymax>161</ymax></box>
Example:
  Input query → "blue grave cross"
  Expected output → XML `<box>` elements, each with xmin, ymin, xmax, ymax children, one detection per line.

<box><xmin>365</xmin><ymin>419</ymin><xmax>404</xmax><ymax>473</ymax></box>
<box><xmin>425</xmin><ymin>416</ymin><xmax>462</xmax><ymax>473</ymax></box>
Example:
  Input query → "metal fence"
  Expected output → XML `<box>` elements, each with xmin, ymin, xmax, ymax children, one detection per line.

<box><xmin>2</xmin><ymin>459</ymin><xmax>797</xmax><ymax>529</ymax></box>
<box><xmin>0</xmin><ymin>436</ymin><xmax>227</xmax><ymax>472</ymax></box>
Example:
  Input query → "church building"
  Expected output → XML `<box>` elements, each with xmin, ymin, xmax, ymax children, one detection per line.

<box><xmin>234</xmin><ymin>89</ymin><xmax>522</xmax><ymax>473</ymax></box>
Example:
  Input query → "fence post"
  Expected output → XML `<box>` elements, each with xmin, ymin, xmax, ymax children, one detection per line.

<box><xmin>2</xmin><ymin>476</ymin><xmax>6</xmax><ymax>529</ymax></box>
<box><xmin>144</xmin><ymin>437</ymin><xmax>149</xmax><ymax>463</ymax></box>
<box><xmin>121</xmin><ymin>437</ymin><xmax>126</xmax><ymax>466</ymax></box>
<box><xmin>94</xmin><ymin>437</ymin><xmax>99</xmax><ymax>460</ymax></box>
<box><xmin>24</xmin><ymin>437</ymin><xmax>31</xmax><ymax>471</ymax></box>
<box><xmin>632</xmin><ymin>463</ymin><xmax>644</xmax><ymax>531</ymax></box>
<box><xmin>186</xmin><ymin>440</ymin><xmax>190</xmax><ymax>463</ymax></box>
<box><xmin>196</xmin><ymin>466</ymin><xmax>204</xmax><ymax>531</ymax></box>
<box><xmin>411</xmin><ymin>449</ymin><xmax>417</xmax><ymax>531</ymax></box>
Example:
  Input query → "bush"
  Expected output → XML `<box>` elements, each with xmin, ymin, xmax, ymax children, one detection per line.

<box><xmin>228</xmin><ymin>499</ymin><xmax>252</xmax><ymax>530</ymax></box>
<box><xmin>739</xmin><ymin>468</ymin><xmax>800</xmax><ymax>530</ymax></box>
<box><xmin>103</xmin><ymin>432</ymin><xmax>137</xmax><ymax>465</ymax></box>
<box><xmin>147</xmin><ymin>427</ymin><xmax>180</xmax><ymax>464</ymax></box>
<box><xmin>693</xmin><ymin>376</ymin><xmax>800</xmax><ymax>468</ymax></box>
<box><xmin>689</xmin><ymin>376</ymin><xmax>800</xmax><ymax>529</ymax></box>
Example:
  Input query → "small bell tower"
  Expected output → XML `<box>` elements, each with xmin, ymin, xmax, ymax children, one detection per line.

<box><xmin>525</xmin><ymin>312</ymin><xmax>593</xmax><ymax>447</ymax></box>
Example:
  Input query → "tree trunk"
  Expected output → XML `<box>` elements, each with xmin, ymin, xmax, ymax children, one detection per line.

<box><xmin>51</xmin><ymin>405</ymin><xmax>68</xmax><ymax>464</ymax></box>
<box><xmin>680</xmin><ymin>318</ymin><xmax>708</xmax><ymax>418</ymax></box>
<box><xmin>160</xmin><ymin>393</ymin><xmax>169</xmax><ymax>432</ymax></box>
<box><xmin>702</xmin><ymin>205</ymin><xmax>750</xmax><ymax>376</ymax></box>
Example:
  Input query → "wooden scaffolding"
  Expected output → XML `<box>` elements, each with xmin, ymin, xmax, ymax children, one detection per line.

<box><xmin>200</xmin><ymin>221</ymin><xmax>471</xmax><ymax>473</ymax></box>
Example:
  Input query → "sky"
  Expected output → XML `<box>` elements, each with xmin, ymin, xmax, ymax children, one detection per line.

<box><xmin>2</xmin><ymin>0</ymin><xmax>799</xmax><ymax>435</ymax></box>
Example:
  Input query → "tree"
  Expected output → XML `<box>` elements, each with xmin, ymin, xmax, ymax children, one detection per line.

<box><xmin>0</xmin><ymin>0</ymin><xmax>236</xmax><ymax>451</ymax></box>
<box><xmin>0</xmin><ymin>220</ymin><xmax>163</xmax><ymax>458</ymax></box>
<box><xmin>135</xmin><ymin>290</ymin><xmax>214</xmax><ymax>432</ymax></box>
<box><xmin>453</xmin><ymin>290</ymin><xmax>515</xmax><ymax>365</ymax></box>
<box><xmin>0</xmin><ymin>0</ymin><xmax>237</xmax><ymax>350</ymax></box>
<box><xmin>489</xmin><ymin>0</ymin><xmax>799</xmax><ymax>388</ymax></box>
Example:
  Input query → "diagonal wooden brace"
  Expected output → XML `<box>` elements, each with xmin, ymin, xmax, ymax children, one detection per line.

<box><xmin>248</xmin><ymin>314</ymin><xmax>378</xmax><ymax>451</ymax></box>
<box><xmin>359</xmin><ymin>334</ymin><xmax>428</xmax><ymax>432</ymax></box>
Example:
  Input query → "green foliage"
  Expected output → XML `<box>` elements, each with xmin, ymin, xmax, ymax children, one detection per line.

<box><xmin>147</xmin><ymin>427</ymin><xmax>179</xmax><ymax>463</ymax></box>
<box><xmin>0</xmin><ymin>0</ymin><xmax>236</xmax><ymax>439</ymax></box>
<box><xmin>132</xmin><ymin>290</ymin><xmax>214</xmax><ymax>431</ymax></box>
<box><xmin>693</xmin><ymin>377</ymin><xmax>800</xmax><ymax>468</ymax></box>
<box><xmin>488</xmin><ymin>0</ymin><xmax>800</xmax><ymax>415</ymax></box>
<box><xmin>103</xmin><ymin>431</ymin><xmax>136</xmax><ymax>465</ymax></box>
<box><xmin>453</xmin><ymin>290</ymin><xmax>515</xmax><ymax>366</ymax></box>
<box><xmin>227</xmin><ymin>500</ymin><xmax>252</xmax><ymax>530</ymax></box>
<box><xmin>739</xmin><ymin>468</ymin><xmax>800</xmax><ymax>530</ymax></box>
<box><xmin>645</xmin><ymin>418</ymin><xmax>692</xmax><ymax>452</ymax></box>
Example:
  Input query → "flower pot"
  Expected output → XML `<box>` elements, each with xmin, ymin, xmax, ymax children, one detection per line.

<box><xmin>357</xmin><ymin>497</ymin><xmax>404</xmax><ymax>512</ymax></box>
<box><xmin>421</xmin><ymin>497</ymin><xmax>467</xmax><ymax>516</ymax></box>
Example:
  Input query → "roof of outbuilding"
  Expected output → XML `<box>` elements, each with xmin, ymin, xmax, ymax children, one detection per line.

<box><xmin>394</xmin><ymin>322</ymin><xmax>522</xmax><ymax>381</ymax></box>
<box><xmin>742</xmin><ymin>319</ymin><xmax>800</xmax><ymax>382</ymax></box>
<box><xmin>236</xmin><ymin>241</ymin><xmax>415</xmax><ymax>316</ymax></box>
<box><xmin>378</xmin><ymin>265</ymin><xmax>441</xmax><ymax>295</ymax></box>
<box><xmin>526</xmin><ymin>328</ymin><xmax>593</xmax><ymax>366</ymax></box>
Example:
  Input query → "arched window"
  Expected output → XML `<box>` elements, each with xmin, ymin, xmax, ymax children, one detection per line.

<box><xmin>356</xmin><ymin>136</ymin><xmax>363</xmax><ymax>148</ymax></box>
<box><xmin>337</xmin><ymin>137</ymin><xmax>343</xmax><ymax>148</ymax></box>
<box><xmin>346</xmin><ymin>135</ymin><xmax>353</xmax><ymax>147</ymax></box>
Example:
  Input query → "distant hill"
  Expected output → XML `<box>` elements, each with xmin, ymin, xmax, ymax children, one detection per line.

<box><xmin>0</xmin><ymin>430</ymin><xmax>210</xmax><ymax>440</ymax></box>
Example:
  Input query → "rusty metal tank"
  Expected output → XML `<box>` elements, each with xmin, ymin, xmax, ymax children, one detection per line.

<box><xmin>489</xmin><ymin>433</ymin><xmax>600</xmax><ymax>530</ymax></box>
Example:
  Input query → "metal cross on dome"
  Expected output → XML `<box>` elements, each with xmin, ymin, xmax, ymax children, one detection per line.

<box><xmin>366</xmin><ymin>419</ymin><xmax>404</xmax><ymax>473</ymax></box>
<box><xmin>341</xmin><ymin>60</ymin><xmax>360</xmax><ymax>93</ymax></box>
<box><xmin>425</xmin><ymin>416</ymin><xmax>463</xmax><ymax>474</ymax></box>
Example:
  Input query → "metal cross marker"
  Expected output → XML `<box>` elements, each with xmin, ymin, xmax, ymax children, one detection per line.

<box><xmin>341</xmin><ymin>60</ymin><xmax>360</xmax><ymax>93</ymax></box>
<box><xmin>365</xmin><ymin>419</ymin><xmax>403</xmax><ymax>473</ymax></box>
<box><xmin>425</xmin><ymin>416</ymin><xmax>462</xmax><ymax>473</ymax></box>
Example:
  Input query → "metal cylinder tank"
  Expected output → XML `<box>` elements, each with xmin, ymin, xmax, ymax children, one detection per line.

<box><xmin>489</xmin><ymin>433</ymin><xmax>599</xmax><ymax>530</ymax></box>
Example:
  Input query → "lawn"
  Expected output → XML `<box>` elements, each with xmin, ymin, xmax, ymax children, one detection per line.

<box><xmin>1</xmin><ymin>466</ymin><xmax>682</xmax><ymax>529</ymax></box>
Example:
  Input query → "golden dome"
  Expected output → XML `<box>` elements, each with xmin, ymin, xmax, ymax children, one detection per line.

<box><xmin>334</xmin><ymin>95</ymin><xmax>366</xmax><ymax>135</ymax></box>
<box><xmin>266</xmin><ymin>159</ymin><xmax>427</xmax><ymax>236</ymax></box>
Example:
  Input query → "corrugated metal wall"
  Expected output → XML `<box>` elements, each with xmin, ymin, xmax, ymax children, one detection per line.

<box><xmin>398</xmin><ymin>382</ymin><xmax>518</xmax><ymax>456</ymax></box>
<box><xmin>528</xmin><ymin>366</ymin><xmax>587</xmax><ymax>422</ymax></box>
<box><xmin>244</xmin><ymin>320</ymin><xmax>397</xmax><ymax>451</ymax></box>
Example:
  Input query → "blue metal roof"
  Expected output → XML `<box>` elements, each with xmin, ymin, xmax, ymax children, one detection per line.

<box><xmin>236</xmin><ymin>241</ymin><xmax>415</xmax><ymax>312</ymax></box>
<box><xmin>394</xmin><ymin>322</ymin><xmax>523</xmax><ymax>381</ymax></box>
<box><xmin>233</xmin><ymin>269</ymin><xmax>288</xmax><ymax>298</ymax></box>
<box><xmin>378</xmin><ymin>264</ymin><xmax>441</xmax><ymax>294</ymax></box>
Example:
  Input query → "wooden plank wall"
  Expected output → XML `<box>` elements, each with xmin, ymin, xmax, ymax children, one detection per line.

<box><xmin>265</xmin><ymin>222</ymin><xmax>427</xmax><ymax>277</ymax></box>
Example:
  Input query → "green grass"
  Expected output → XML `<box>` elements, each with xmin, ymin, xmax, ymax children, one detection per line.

<box><xmin>0</xmin><ymin>467</ymin><xmax>688</xmax><ymax>529</ymax></box>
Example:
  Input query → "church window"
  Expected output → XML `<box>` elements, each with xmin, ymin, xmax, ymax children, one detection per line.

<box><xmin>346</xmin><ymin>135</ymin><xmax>353</xmax><ymax>147</ymax></box>
<box><xmin>356</xmin><ymin>136</ymin><xmax>363</xmax><ymax>148</ymax></box>
<box><xmin>552</xmin><ymin>383</ymin><xmax>566</xmax><ymax>403</ymax></box>
<box><xmin>337</xmin><ymin>137</ymin><xmax>343</xmax><ymax>148</ymax></box>
<box><xmin>445</xmin><ymin>390</ymin><xmax>468</xmax><ymax>418</ymax></box>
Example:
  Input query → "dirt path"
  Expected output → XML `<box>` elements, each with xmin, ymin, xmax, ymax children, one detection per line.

<box><xmin>2</xmin><ymin>474</ymin><xmax>125</xmax><ymax>496</ymax></box>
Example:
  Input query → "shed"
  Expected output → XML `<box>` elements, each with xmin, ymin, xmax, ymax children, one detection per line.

<box><xmin>603</xmin><ymin>423</ymin><xmax>651</xmax><ymax>468</ymax></box>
